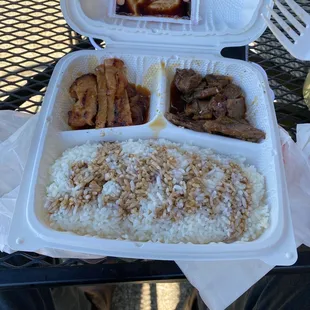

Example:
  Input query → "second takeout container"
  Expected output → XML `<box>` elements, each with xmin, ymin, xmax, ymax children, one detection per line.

<box><xmin>8</xmin><ymin>0</ymin><xmax>298</xmax><ymax>265</ymax></box>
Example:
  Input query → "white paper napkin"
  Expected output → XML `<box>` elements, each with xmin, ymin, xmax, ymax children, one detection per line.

<box><xmin>177</xmin><ymin>127</ymin><xmax>310</xmax><ymax>309</ymax></box>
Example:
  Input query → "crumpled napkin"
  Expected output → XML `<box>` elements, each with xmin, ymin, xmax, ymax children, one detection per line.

<box><xmin>0</xmin><ymin>111</ymin><xmax>103</xmax><ymax>259</ymax></box>
<box><xmin>1</xmin><ymin>111</ymin><xmax>310</xmax><ymax>309</ymax></box>
<box><xmin>177</xmin><ymin>126</ymin><xmax>310</xmax><ymax>310</ymax></box>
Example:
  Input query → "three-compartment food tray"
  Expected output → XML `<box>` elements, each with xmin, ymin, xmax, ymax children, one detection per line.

<box><xmin>8</xmin><ymin>0</ymin><xmax>297</xmax><ymax>265</ymax></box>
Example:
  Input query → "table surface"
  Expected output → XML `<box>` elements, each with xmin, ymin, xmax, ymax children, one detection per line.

<box><xmin>1</xmin><ymin>0</ymin><xmax>310</xmax><ymax>289</ymax></box>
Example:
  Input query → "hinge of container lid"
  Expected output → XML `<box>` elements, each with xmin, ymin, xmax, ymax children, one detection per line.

<box><xmin>89</xmin><ymin>38</ymin><xmax>223</xmax><ymax>59</ymax></box>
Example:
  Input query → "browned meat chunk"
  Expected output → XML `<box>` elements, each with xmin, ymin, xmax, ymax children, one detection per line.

<box><xmin>184</xmin><ymin>100</ymin><xmax>199</xmax><ymax>116</ymax></box>
<box><xmin>130</xmin><ymin>96</ymin><xmax>147</xmax><ymax>125</ymax></box>
<box><xmin>193</xmin><ymin>100</ymin><xmax>213</xmax><ymax>120</ymax></box>
<box><xmin>103</xmin><ymin>58</ymin><xmax>134</xmax><ymax>127</ymax></box>
<box><xmin>166</xmin><ymin>112</ymin><xmax>205</xmax><ymax>132</ymax></box>
<box><xmin>185</xmin><ymin>100</ymin><xmax>213</xmax><ymax>120</ymax></box>
<box><xmin>114</xmin><ymin>90</ymin><xmax>133</xmax><ymax>127</ymax></box>
<box><xmin>68</xmin><ymin>74</ymin><xmax>98</xmax><ymax>129</ymax></box>
<box><xmin>126</xmin><ymin>83</ymin><xmax>137</xmax><ymax>98</ymax></box>
<box><xmin>174</xmin><ymin>69</ymin><xmax>203</xmax><ymax>94</ymax></box>
<box><xmin>193</xmin><ymin>87</ymin><xmax>219</xmax><ymax>99</ymax></box>
<box><xmin>115</xmin><ymin>65</ymin><xmax>128</xmax><ymax>99</ymax></box>
<box><xmin>170</xmin><ymin>82</ymin><xmax>187</xmax><ymax>113</ymax></box>
<box><xmin>195</xmin><ymin>81</ymin><xmax>207</xmax><ymax>91</ymax></box>
<box><xmin>182</xmin><ymin>93</ymin><xmax>194</xmax><ymax>104</ymax></box>
<box><xmin>129</xmin><ymin>95</ymin><xmax>150</xmax><ymax>125</ymax></box>
<box><xmin>205</xmin><ymin>74</ymin><xmax>232</xmax><ymax>88</ymax></box>
<box><xmin>223</xmin><ymin>84</ymin><xmax>242</xmax><ymax>99</ymax></box>
<box><xmin>126</xmin><ymin>84</ymin><xmax>150</xmax><ymax>125</ymax></box>
<box><xmin>104</xmin><ymin>59</ymin><xmax>118</xmax><ymax>126</ymax></box>
<box><xmin>95</xmin><ymin>65</ymin><xmax>108</xmax><ymax>128</ymax></box>
<box><xmin>227</xmin><ymin>97</ymin><xmax>246</xmax><ymax>119</ymax></box>
<box><xmin>104</xmin><ymin>58</ymin><xmax>128</xmax><ymax>127</ymax></box>
<box><xmin>203</xmin><ymin>117</ymin><xmax>265</xmax><ymax>142</ymax></box>
<box><xmin>182</xmin><ymin>81</ymin><xmax>208</xmax><ymax>103</ymax></box>
<box><xmin>210</xmin><ymin>94</ymin><xmax>227</xmax><ymax>119</ymax></box>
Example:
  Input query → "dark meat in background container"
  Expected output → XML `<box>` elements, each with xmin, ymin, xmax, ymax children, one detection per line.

<box><xmin>116</xmin><ymin>0</ymin><xmax>191</xmax><ymax>19</ymax></box>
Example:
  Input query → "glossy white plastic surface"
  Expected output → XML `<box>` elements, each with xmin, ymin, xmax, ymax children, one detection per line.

<box><xmin>8</xmin><ymin>49</ymin><xmax>297</xmax><ymax>265</ymax></box>
<box><xmin>60</xmin><ymin>0</ymin><xmax>274</xmax><ymax>50</ymax></box>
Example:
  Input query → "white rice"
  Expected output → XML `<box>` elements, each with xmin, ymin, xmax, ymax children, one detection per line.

<box><xmin>46</xmin><ymin>139</ymin><xmax>269</xmax><ymax>244</ymax></box>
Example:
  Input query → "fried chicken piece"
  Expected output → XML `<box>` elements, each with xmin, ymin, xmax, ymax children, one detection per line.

<box><xmin>95</xmin><ymin>64</ymin><xmax>108</xmax><ymax>128</ymax></box>
<box><xmin>68</xmin><ymin>74</ymin><xmax>98</xmax><ymax>129</ymax></box>
<box><xmin>104</xmin><ymin>58</ymin><xmax>129</xmax><ymax>127</ymax></box>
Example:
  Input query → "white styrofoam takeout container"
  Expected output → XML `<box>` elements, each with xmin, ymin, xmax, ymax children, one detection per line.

<box><xmin>8</xmin><ymin>0</ymin><xmax>298</xmax><ymax>265</ymax></box>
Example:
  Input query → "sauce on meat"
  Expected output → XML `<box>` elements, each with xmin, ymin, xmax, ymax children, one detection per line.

<box><xmin>167</xmin><ymin>69</ymin><xmax>265</xmax><ymax>142</ymax></box>
<box><xmin>116</xmin><ymin>0</ymin><xmax>190</xmax><ymax>19</ymax></box>
<box><xmin>135</xmin><ymin>85</ymin><xmax>151</xmax><ymax>123</ymax></box>
<box><xmin>68</xmin><ymin>59</ymin><xmax>151</xmax><ymax>130</ymax></box>
<box><xmin>170</xmin><ymin>80</ymin><xmax>186</xmax><ymax>114</ymax></box>
<box><xmin>127</xmin><ymin>83</ymin><xmax>151</xmax><ymax>125</ymax></box>
<box><xmin>136</xmin><ymin>85</ymin><xmax>151</xmax><ymax>97</ymax></box>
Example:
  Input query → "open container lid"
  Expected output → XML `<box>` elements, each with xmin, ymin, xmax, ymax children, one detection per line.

<box><xmin>61</xmin><ymin>0</ymin><xmax>273</xmax><ymax>52</ymax></box>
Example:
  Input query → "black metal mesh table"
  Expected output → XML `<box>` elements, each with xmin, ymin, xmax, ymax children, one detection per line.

<box><xmin>1</xmin><ymin>0</ymin><xmax>310</xmax><ymax>288</ymax></box>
